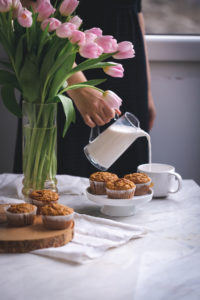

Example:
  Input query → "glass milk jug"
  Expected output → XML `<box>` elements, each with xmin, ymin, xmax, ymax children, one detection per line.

<box><xmin>84</xmin><ymin>112</ymin><xmax>151</xmax><ymax>171</ymax></box>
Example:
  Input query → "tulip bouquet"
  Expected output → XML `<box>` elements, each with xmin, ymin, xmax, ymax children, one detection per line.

<box><xmin>0</xmin><ymin>0</ymin><xmax>135</xmax><ymax>194</ymax></box>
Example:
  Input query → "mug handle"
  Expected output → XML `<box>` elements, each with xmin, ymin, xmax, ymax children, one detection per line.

<box><xmin>168</xmin><ymin>171</ymin><xmax>183</xmax><ymax>193</ymax></box>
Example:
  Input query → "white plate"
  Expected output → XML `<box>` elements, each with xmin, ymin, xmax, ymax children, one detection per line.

<box><xmin>86</xmin><ymin>187</ymin><xmax>153</xmax><ymax>217</ymax></box>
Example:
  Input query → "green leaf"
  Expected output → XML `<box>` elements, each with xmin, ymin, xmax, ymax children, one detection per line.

<box><xmin>1</xmin><ymin>84</ymin><xmax>22</xmax><ymax>117</ymax></box>
<box><xmin>48</xmin><ymin>52</ymin><xmax>76</xmax><ymax>98</ymax></box>
<box><xmin>56</xmin><ymin>94</ymin><xmax>76</xmax><ymax>137</ymax></box>
<box><xmin>76</xmin><ymin>79</ymin><xmax>107</xmax><ymax>86</ymax></box>
<box><xmin>40</xmin><ymin>37</ymin><xmax>64</xmax><ymax>82</ymax></box>
<box><xmin>67</xmin><ymin>52</ymin><xmax>117</xmax><ymax>76</ymax></box>
<box><xmin>15</xmin><ymin>34</ymin><xmax>25</xmax><ymax>75</ymax></box>
<box><xmin>19</xmin><ymin>54</ymin><xmax>40</xmax><ymax>102</ymax></box>
<box><xmin>88</xmin><ymin>62</ymin><xmax>117</xmax><ymax>69</ymax></box>
<box><xmin>61</xmin><ymin>79</ymin><xmax>106</xmax><ymax>94</ymax></box>
<box><xmin>0</xmin><ymin>70</ymin><xmax>19</xmax><ymax>89</ymax></box>
<box><xmin>37</xmin><ymin>22</ymin><xmax>50</xmax><ymax>58</ymax></box>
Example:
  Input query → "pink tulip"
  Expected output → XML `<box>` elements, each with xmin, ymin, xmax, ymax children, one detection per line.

<box><xmin>69</xmin><ymin>15</ymin><xmax>82</xmax><ymax>29</ymax></box>
<box><xmin>103</xmin><ymin>90</ymin><xmax>122</xmax><ymax>111</ymax></box>
<box><xmin>70</xmin><ymin>30</ymin><xmax>85</xmax><ymax>45</ymax></box>
<box><xmin>96</xmin><ymin>35</ymin><xmax>118</xmax><ymax>53</ymax></box>
<box><xmin>12</xmin><ymin>0</ymin><xmax>20</xmax><ymax>9</ymax></box>
<box><xmin>12</xmin><ymin>0</ymin><xmax>22</xmax><ymax>18</ymax></box>
<box><xmin>36</xmin><ymin>1</ymin><xmax>55</xmax><ymax>22</ymax></box>
<box><xmin>0</xmin><ymin>0</ymin><xmax>12</xmax><ymax>12</ymax></box>
<box><xmin>103</xmin><ymin>63</ymin><xmax>124</xmax><ymax>78</ymax></box>
<box><xmin>79</xmin><ymin>42</ymin><xmax>103</xmax><ymax>59</ymax></box>
<box><xmin>84</xmin><ymin>32</ymin><xmax>97</xmax><ymax>43</ymax></box>
<box><xmin>113</xmin><ymin>41</ymin><xmax>135</xmax><ymax>59</ymax></box>
<box><xmin>41</xmin><ymin>18</ymin><xmax>61</xmax><ymax>32</ymax></box>
<box><xmin>56</xmin><ymin>22</ymin><xmax>76</xmax><ymax>38</ymax></box>
<box><xmin>17</xmin><ymin>8</ymin><xmax>32</xmax><ymax>28</ymax></box>
<box><xmin>85</xmin><ymin>27</ymin><xmax>102</xmax><ymax>37</ymax></box>
<box><xmin>59</xmin><ymin>0</ymin><xmax>79</xmax><ymax>16</ymax></box>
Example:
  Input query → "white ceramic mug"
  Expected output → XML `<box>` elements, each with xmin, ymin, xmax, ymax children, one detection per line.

<box><xmin>137</xmin><ymin>163</ymin><xmax>182</xmax><ymax>198</ymax></box>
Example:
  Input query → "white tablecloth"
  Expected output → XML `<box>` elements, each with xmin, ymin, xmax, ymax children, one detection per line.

<box><xmin>0</xmin><ymin>174</ymin><xmax>200</xmax><ymax>300</ymax></box>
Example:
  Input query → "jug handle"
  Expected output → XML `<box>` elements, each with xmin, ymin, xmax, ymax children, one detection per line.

<box><xmin>89</xmin><ymin>126</ymin><xmax>100</xmax><ymax>143</ymax></box>
<box><xmin>89</xmin><ymin>113</ymin><xmax>120</xmax><ymax>143</ymax></box>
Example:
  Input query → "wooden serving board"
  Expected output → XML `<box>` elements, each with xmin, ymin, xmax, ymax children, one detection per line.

<box><xmin>0</xmin><ymin>213</ymin><xmax>74</xmax><ymax>253</ymax></box>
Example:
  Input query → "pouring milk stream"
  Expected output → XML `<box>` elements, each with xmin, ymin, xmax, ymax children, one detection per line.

<box><xmin>84</xmin><ymin>112</ymin><xmax>152</xmax><ymax>171</ymax></box>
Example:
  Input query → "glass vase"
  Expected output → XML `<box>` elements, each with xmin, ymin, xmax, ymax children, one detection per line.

<box><xmin>22</xmin><ymin>101</ymin><xmax>57</xmax><ymax>197</ymax></box>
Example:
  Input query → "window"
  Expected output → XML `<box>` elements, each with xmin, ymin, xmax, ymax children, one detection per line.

<box><xmin>143</xmin><ymin>0</ymin><xmax>200</xmax><ymax>35</ymax></box>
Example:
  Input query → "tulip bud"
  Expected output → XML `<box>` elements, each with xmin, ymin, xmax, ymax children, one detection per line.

<box><xmin>41</xmin><ymin>18</ymin><xmax>61</xmax><ymax>32</ymax></box>
<box><xmin>56</xmin><ymin>22</ymin><xmax>76</xmax><ymax>38</ymax></box>
<box><xmin>113</xmin><ymin>41</ymin><xmax>135</xmax><ymax>59</ymax></box>
<box><xmin>0</xmin><ymin>0</ymin><xmax>12</xmax><ymax>12</ymax></box>
<box><xmin>69</xmin><ymin>15</ymin><xmax>82</xmax><ymax>29</ymax></box>
<box><xmin>103</xmin><ymin>63</ymin><xmax>124</xmax><ymax>78</ymax></box>
<box><xmin>103</xmin><ymin>90</ymin><xmax>122</xmax><ymax>111</ymax></box>
<box><xmin>70</xmin><ymin>30</ymin><xmax>85</xmax><ymax>45</ymax></box>
<box><xmin>59</xmin><ymin>0</ymin><xmax>79</xmax><ymax>16</ymax></box>
<box><xmin>79</xmin><ymin>42</ymin><xmax>103</xmax><ymax>59</ymax></box>
<box><xmin>17</xmin><ymin>8</ymin><xmax>32</xmax><ymax>28</ymax></box>
<box><xmin>96</xmin><ymin>36</ymin><xmax>118</xmax><ymax>53</ymax></box>
<box><xmin>36</xmin><ymin>1</ymin><xmax>56</xmax><ymax>22</ymax></box>
<box><xmin>85</xmin><ymin>27</ymin><xmax>102</xmax><ymax>37</ymax></box>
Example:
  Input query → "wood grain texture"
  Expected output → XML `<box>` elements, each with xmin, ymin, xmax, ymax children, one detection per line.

<box><xmin>0</xmin><ymin>215</ymin><xmax>74</xmax><ymax>253</ymax></box>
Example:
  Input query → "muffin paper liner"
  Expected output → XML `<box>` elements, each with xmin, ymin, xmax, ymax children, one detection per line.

<box><xmin>106</xmin><ymin>187</ymin><xmax>136</xmax><ymax>199</ymax></box>
<box><xmin>42</xmin><ymin>212</ymin><xmax>74</xmax><ymax>230</ymax></box>
<box><xmin>5</xmin><ymin>206</ymin><xmax>37</xmax><ymax>226</ymax></box>
<box><xmin>89</xmin><ymin>180</ymin><xmax>106</xmax><ymax>195</ymax></box>
<box><xmin>135</xmin><ymin>180</ymin><xmax>152</xmax><ymax>196</ymax></box>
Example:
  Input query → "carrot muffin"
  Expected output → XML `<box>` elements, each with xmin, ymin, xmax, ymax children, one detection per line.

<box><xmin>89</xmin><ymin>171</ymin><xmax>118</xmax><ymax>195</ymax></box>
<box><xmin>106</xmin><ymin>178</ymin><xmax>136</xmax><ymax>199</ymax></box>
<box><xmin>29</xmin><ymin>189</ymin><xmax>59</xmax><ymax>214</ymax></box>
<box><xmin>5</xmin><ymin>203</ymin><xmax>37</xmax><ymax>226</ymax></box>
<box><xmin>41</xmin><ymin>203</ymin><xmax>74</xmax><ymax>230</ymax></box>
<box><xmin>124</xmin><ymin>173</ymin><xmax>152</xmax><ymax>196</ymax></box>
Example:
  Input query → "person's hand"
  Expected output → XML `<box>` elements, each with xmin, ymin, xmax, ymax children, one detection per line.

<box><xmin>148</xmin><ymin>91</ymin><xmax>156</xmax><ymax>130</ymax></box>
<box><xmin>67</xmin><ymin>87</ymin><xmax>116</xmax><ymax>127</ymax></box>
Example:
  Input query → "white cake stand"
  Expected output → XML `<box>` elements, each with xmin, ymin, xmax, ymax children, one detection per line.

<box><xmin>86</xmin><ymin>187</ymin><xmax>153</xmax><ymax>217</ymax></box>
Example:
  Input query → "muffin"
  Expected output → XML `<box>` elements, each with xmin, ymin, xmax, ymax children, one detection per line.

<box><xmin>105</xmin><ymin>178</ymin><xmax>136</xmax><ymax>199</ymax></box>
<box><xmin>89</xmin><ymin>172</ymin><xmax>118</xmax><ymax>195</ymax></box>
<box><xmin>0</xmin><ymin>204</ymin><xmax>9</xmax><ymax>224</ymax></box>
<box><xmin>124</xmin><ymin>173</ymin><xmax>152</xmax><ymax>196</ymax></box>
<box><xmin>29</xmin><ymin>189</ymin><xmax>59</xmax><ymax>214</ymax></box>
<box><xmin>41</xmin><ymin>203</ymin><xmax>74</xmax><ymax>230</ymax></box>
<box><xmin>5</xmin><ymin>203</ymin><xmax>37</xmax><ymax>226</ymax></box>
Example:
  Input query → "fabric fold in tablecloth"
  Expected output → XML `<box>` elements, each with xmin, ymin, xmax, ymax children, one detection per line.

<box><xmin>32</xmin><ymin>213</ymin><xmax>147</xmax><ymax>264</ymax></box>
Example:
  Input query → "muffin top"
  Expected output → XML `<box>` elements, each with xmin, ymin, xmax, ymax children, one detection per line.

<box><xmin>124</xmin><ymin>173</ymin><xmax>151</xmax><ymax>184</ymax></box>
<box><xmin>106</xmin><ymin>178</ymin><xmax>136</xmax><ymax>190</ymax></box>
<box><xmin>41</xmin><ymin>203</ymin><xmax>74</xmax><ymax>216</ymax></box>
<box><xmin>7</xmin><ymin>203</ymin><xmax>36</xmax><ymax>214</ymax></box>
<box><xmin>29</xmin><ymin>189</ymin><xmax>59</xmax><ymax>202</ymax></box>
<box><xmin>90</xmin><ymin>172</ymin><xmax>118</xmax><ymax>182</ymax></box>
